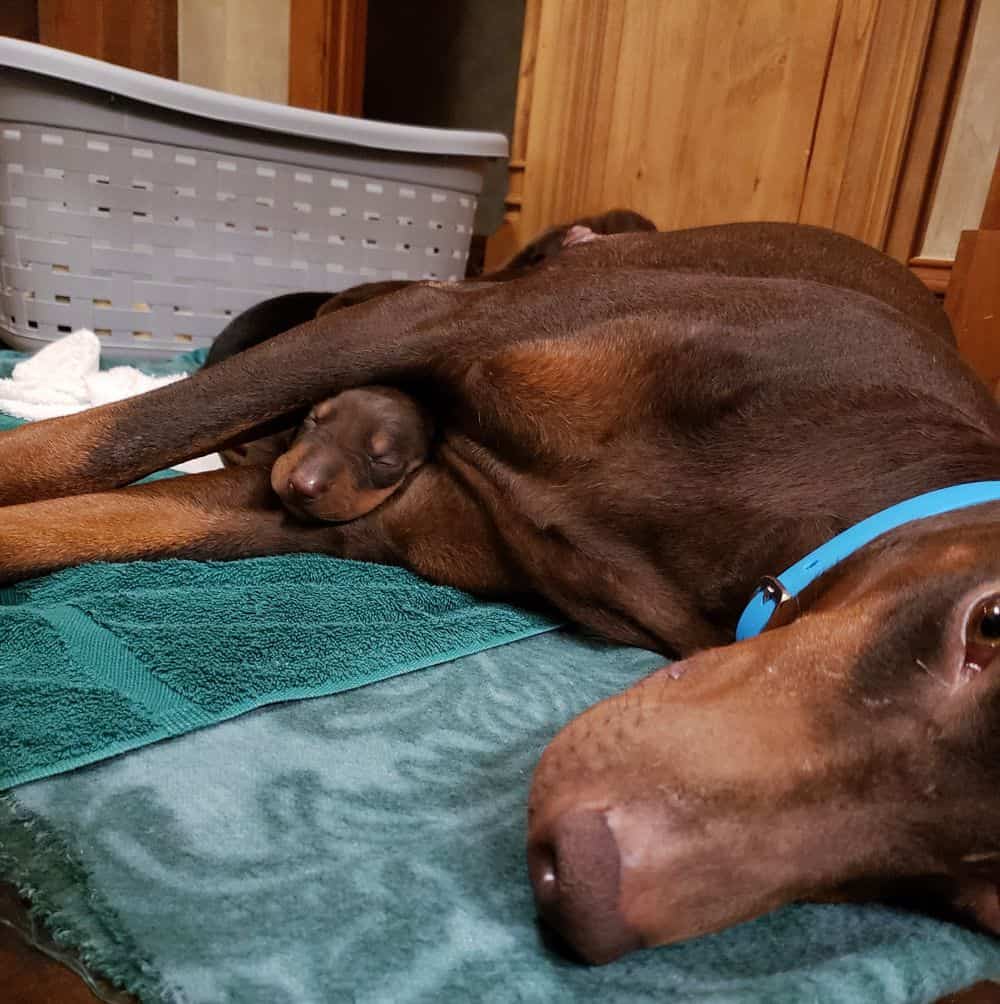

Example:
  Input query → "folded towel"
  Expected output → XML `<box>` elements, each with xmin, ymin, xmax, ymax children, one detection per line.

<box><xmin>0</xmin><ymin>555</ymin><xmax>556</xmax><ymax>789</ymax></box>
<box><xmin>0</xmin><ymin>333</ymin><xmax>222</xmax><ymax>473</ymax></box>
<box><xmin>0</xmin><ymin>329</ymin><xmax>187</xmax><ymax>420</ymax></box>
<box><xmin>4</xmin><ymin>631</ymin><xmax>1000</xmax><ymax>1003</ymax></box>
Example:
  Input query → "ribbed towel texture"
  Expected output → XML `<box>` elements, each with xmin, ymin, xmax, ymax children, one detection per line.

<box><xmin>0</xmin><ymin>555</ymin><xmax>556</xmax><ymax>790</ymax></box>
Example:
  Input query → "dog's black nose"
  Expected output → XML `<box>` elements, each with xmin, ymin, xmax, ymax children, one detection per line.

<box><xmin>527</xmin><ymin>809</ymin><xmax>640</xmax><ymax>965</ymax></box>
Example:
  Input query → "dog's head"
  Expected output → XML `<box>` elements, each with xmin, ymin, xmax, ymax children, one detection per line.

<box><xmin>503</xmin><ymin>209</ymin><xmax>657</xmax><ymax>271</ymax></box>
<box><xmin>527</xmin><ymin>505</ymin><xmax>1000</xmax><ymax>963</ymax></box>
<box><xmin>272</xmin><ymin>387</ymin><xmax>431</xmax><ymax>523</ymax></box>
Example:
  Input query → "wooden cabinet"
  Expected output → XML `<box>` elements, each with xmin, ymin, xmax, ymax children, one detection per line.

<box><xmin>37</xmin><ymin>0</ymin><xmax>177</xmax><ymax>77</ymax></box>
<box><xmin>489</xmin><ymin>0</ymin><xmax>976</xmax><ymax>268</ymax></box>
<box><xmin>946</xmin><ymin>150</ymin><xmax>1000</xmax><ymax>389</ymax></box>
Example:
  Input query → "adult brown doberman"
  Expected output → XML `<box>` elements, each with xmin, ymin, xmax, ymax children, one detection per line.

<box><xmin>1</xmin><ymin>222</ymin><xmax>999</xmax><ymax>966</ymax></box>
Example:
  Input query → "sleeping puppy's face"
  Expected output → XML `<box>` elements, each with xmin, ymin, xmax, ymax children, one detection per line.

<box><xmin>271</xmin><ymin>387</ymin><xmax>432</xmax><ymax>523</ymax></box>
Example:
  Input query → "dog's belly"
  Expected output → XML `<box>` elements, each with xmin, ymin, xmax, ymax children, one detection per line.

<box><xmin>417</xmin><ymin>435</ymin><xmax>722</xmax><ymax>654</ymax></box>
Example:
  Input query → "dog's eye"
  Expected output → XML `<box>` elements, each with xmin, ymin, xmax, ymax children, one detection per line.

<box><xmin>971</xmin><ymin>598</ymin><xmax>1000</xmax><ymax>646</ymax></box>
<box><xmin>965</xmin><ymin>595</ymin><xmax>1000</xmax><ymax>673</ymax></box>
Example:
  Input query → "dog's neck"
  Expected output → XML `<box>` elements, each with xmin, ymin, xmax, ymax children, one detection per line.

<box><xmin>736</xmin><ymin>481</ymin><xmax>1000</xmax><ymax>639</ymax></box>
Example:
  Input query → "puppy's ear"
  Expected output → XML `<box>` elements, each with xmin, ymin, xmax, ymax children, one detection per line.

<box><xmin>561</xmin><ymin>225</ymin><xmax>597</xmax><ymax>249</ymax></box>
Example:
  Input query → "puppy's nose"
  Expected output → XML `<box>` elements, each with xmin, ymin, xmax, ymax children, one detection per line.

<box><xmin>527</xmin><ymin>809</ymin><xmax>640</xmax><ymax>965</ymax></box>
<box><xmin>287</xmin><ymin>470</ymin><xmax>326</xmax><ymax>500</ymax></box>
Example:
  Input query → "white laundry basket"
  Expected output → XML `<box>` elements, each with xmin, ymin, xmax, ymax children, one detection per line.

<box><xmin>0</xmin><ymin>39</ymin><xmax>507</xmax><ymax>360</ymax></box>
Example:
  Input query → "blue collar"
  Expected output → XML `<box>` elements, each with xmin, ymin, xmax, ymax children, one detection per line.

<box><xmin>735</xmin><ymin>481</ymin><xmax>1000</xmax><ymax>640</ymax></box>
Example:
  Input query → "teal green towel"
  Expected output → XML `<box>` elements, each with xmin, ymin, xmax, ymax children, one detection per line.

<box><xmin>0</xmin><ymin>346</ymin><xmax>555</xmax><ymax>789</ymax></box>
<box><xmin>0</xmin><ymin>556</ymin><xmax>555</xmax><ymax>789</ymax></box>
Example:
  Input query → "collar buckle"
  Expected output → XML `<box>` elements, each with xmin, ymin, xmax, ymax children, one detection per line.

<box><xmin>757</xmin><ymin>575</ymin><xmax>800</xmax><ymax>632</ymax></box>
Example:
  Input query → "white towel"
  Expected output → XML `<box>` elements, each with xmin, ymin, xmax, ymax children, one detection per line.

<box><xmin>0</xmin><ymin>329</ymin><xmax>223</xmax><ymax>474</ymax></box>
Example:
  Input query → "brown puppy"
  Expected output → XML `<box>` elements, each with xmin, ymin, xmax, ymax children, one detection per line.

<box><xmin>206</xmin><ymin>283</ymin><xmax>413</xmax><ymax>470</ymax></box>
<box><xmin>210</xmin><ymin>209</ymin><xmax>657</xmax><ymax>515</ymax></box>
<box><xmin>270</xmin><ymin>385</ymin><xmax>433</xmax><ymax>522</ymax></box>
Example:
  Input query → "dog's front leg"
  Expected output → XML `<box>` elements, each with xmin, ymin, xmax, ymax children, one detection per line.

<box><xmin>0</xmin><ymin>266</ymin><xmax>681</xmax><ymax>508</ymax></box>
<box><xmin>0</xmin><ymin>466</ymin><xmax>390</xmax><ymax>585</ymax></box>
<box><xmin>0</xmin><ymin>281</ymin><xmax>484</xmax><ymax>507</ymax></box>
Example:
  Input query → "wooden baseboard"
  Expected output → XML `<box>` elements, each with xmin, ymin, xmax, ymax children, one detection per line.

<box><xmin>909</xmin><ymin>256</ymin><xmax>953</xmax><ymax>294</ymax></box>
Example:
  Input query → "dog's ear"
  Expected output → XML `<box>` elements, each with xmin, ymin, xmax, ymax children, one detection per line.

<box><xmin>502</xmin><ymin>208</ymin><xmax>657</xmax><ymax>274</ymax></box>
<box><xmin>583</xmin><ymin>209</ymin><xmax>657</xmax><ymax>235</ymax></box>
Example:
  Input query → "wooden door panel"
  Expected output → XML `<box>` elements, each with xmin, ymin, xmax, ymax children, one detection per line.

<box><xmin>289</xmin><ymin>0</ymin><xmax>367</xmax><ymax>115</ymax></box>
<box><xmin>520</xmin><ymin>0</ymin><xmax>840</xmax><ymax>236</ymax></box>
<box><xmin>803</xmin><ymin>0</ymin><xmax>936</xmax><ymax>246</ymax></box>
<box><xmin>502</xmin><ymin>0</ymin><xmax>971</xmax><ymax>272</ymax></box>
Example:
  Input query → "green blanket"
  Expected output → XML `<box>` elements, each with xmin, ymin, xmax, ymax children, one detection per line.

<box><xmin>0</xmin><ymin>557</ymin><xmax>556</xmax><ymax>789</ymax></box>
<box><xmin>4</xmin><ymin>631</ymin><xmax>1000</xmax><ymax>1003</ymax></box>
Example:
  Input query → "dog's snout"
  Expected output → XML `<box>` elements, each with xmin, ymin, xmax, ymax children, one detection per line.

<box><xmin>287</xmin><ymin>470</ymin><xmax>326</xmax><ymax>500</ymax></box>
<box><xmin>528</xmin><ymin>809</ymin><xmax>640</xmax><ymax>965</ymax></box>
